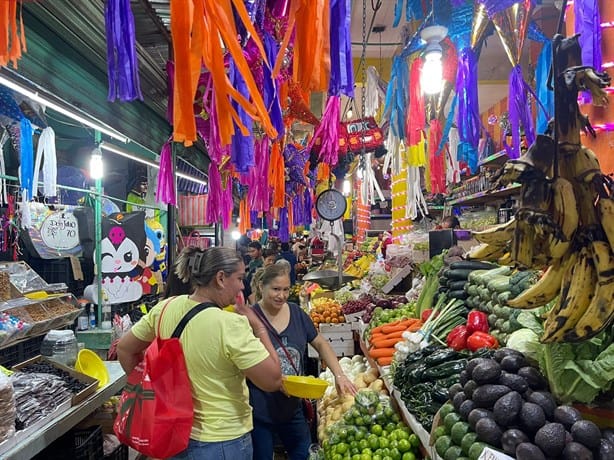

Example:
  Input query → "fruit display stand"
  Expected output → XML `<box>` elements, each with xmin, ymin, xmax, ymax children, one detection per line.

<box><xmin>0</xmin><ymin>361</ymin><xmax>126</xmax><ymax>460</ymax></box>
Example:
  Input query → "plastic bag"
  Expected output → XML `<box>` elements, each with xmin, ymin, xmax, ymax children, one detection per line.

<box><xmin>0</xmin><ymin>371</ymin><xmax>16</xmax><ymax>442</ymax></box>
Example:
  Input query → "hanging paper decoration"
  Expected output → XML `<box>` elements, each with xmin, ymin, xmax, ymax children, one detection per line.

<box><xmin>0</xmin><ymin>131</ymin><xmax>8</xmax><ymax>205</ymax></box>
<box><xmin>393</xmin><ymin>0</ymin><xmax>424</xmax><ymax>27</ymax></box>
<box><xmin>171</xmin><ymin>0</ymin><xmax>276</xmax><ymax>147</ymax></box>
<box><xmin>406</xmin><ymin>58</ymin><xmax>425</xmax><ymax>146</ymax></box>
<box><xmin>285</xmin><ymin>79</ymin><xmax>320</xmax><ymax>125</ymax></box>
<box><xmin>391</xmin><ymin>167</ymin><xmax>411</xmax><ymax>238</ymax></box>
<box><xmin>428</xmin><ymin>119</ymin><xmax>446</xmax><ymax>194</ymax></box>
<box><xmin>481</xmin><ymin>0</ymin><xmax>534</xmax><ymax>159</ymax></box>
<box><xmin>32</xmin><ymin>127</ymin><xmax>57</xmax><ymax>198</ymax></box>
<box><xmin>0</xmin><ymin>0</ymin><xmax>26</xmax><ymax>68</ymax></box>
<box><xmin>229</xmin><ymin>58</ymin><xmax>255</xmax><ymax>173</ymax></box>
<box><xmin>575</xmin><ymin>0</ymin><xmax>602</xmax><ymax>104</ymax></box>
<box><xmin>528</xmin><ymin>22</ymin><xmax>553</xmax><ymax>133</ymax></box>
<box><xmin>269</xmin><ymin>142</ymin><xmax>286</xmax><ymax>208</ymax></box>
<box><xmin>243</xmin><ymin>137</ymin><xmax>270</xmax><ymax>213</ymax></box>
<box><xmin>261</xmin><ymin>31</ymin><xmax>285</xmax><ymax>137</ymax></box>
<box><xmin>307</xmin><ymin>95</ymin><xmax>341</xmax><ymax>166</ymax></box>
<box><xmin>105</xmin><ymin>0</ymin><xmax>143</xmax><ymax>102</ymax></box>
<box><xmin>156</xmin><ymin>139</ymin><xmax>176</xmax><ymax>206</ymax></box>
<box><xmin>365</xmin><ymin>67</ymin><xmax>387</xmax><ymax>118</ymax></box>
<box><xmin>384</xmin><ymin>56</ymin><xmax>409</xmax><ymax>140</ymax></box>
<box><xmin>341</xmin><ymin>117</ymin><xmax>384</xmax><ymax>154</ymax></box>
<box><xmin>329</xmin><ymin>0</ymin><xmax>354</xmax><ymax>97</ymax></box>
<box><xmin>20</xmin><ymin>117</ymin><xmax>33</xmax><ymax>200</ymax></box>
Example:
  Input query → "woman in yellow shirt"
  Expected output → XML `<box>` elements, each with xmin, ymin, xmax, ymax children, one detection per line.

<box><xmin>117</xmin><ymin>247</ymin><xmax>282</xmax><ymax>459</ymax></box>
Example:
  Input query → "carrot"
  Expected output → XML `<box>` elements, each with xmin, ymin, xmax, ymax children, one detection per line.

<box><xmin>370</xmin><ymin>332</ymin><xmax>386</xmax><ymax>341</ymax></box>
<box><xmin>371</xmin><ymin>337</ymin><xmax>404</xmax><ymax>349</ymax></box>
<box><xmin>407</xmin><ymin>323</ymin><xmax>422</xmax><ymax>332</ymax></box>
<box><xmin>377</xmin><ymin>356</ymin><xmax>393</xmax><ymax>366</ymax></box>
<box><xmin>369</xmin><ymin>347</ymin><xmax>395</xmax><ymax>358</ymax></box>
<box><xmin>381</xmin><ymin>324</ymin><xmax>407</xmax><ymax>334</ymax></box>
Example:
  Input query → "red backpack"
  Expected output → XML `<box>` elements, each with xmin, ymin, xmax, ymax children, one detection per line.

<box><xmin>114</xmin><ymin>300</ymin><xmax>217</xmax><ymax>457</ymax></box>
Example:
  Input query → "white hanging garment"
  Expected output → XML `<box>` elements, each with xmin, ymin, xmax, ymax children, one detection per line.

<box><xmin>20</xmin><ymin>193</ymin><xmax>31</xmax><ymax>229</ymax></box>
<box><xmin>447</xmin><ymin>127</ymin><xmax>461</xmax><ymax>185</ymax></box>
<box><xmin>365</xmin><ymin>66</ymin><xmax>382</xmax><ymax>118</ymax></box>
<box><xmin>406</xmin><ymin>166</ymin><xmax>429</xmax><ymax>220</ymax></box>
<box><xmin>32</xmin><ymin>127</ymin><xmax>57</xmax><ymax>197</ymax></box>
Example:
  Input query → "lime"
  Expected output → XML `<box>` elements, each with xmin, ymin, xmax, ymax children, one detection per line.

<box><xmin>389</xmin><ymin>447</ymin><xmax>402</xmax><ymax>460</ymax></box>
<box><xmin>371</xmin><ymin>424</ymin><xmax>383</xmax><ymax>436</ymax></box>
<box><xmin>408</xmin><ymin>434</ymin><xmax>420</xmax><ymax>449</ymax></box>
<box><xmin>378</xmin><ymin>438</ymin><xmax>390</xmax><ymax>449</ymax></box>
<box><xmin>385</xmin><ymin>422</ymin><xmax>397</xmax><ymax>433</ymax></box>
<box><xmin>372</xmin><ymin>455</ymin><xmax>383</xmax><ymax>460</ymax></box>
<box><xmin>389</xmin><ymin>432</ymin><xmax>398</xmax><ymax>442</ymax></box>
<box><xmin>359</xmin><ymin>439</ymin><xmax>370</xmax><ymax>451</ymax></box>
<box><xmin>336</xmin><ymin>443</ymin><xmax>349</xmax><ymax>455</ymax></box>
<box><xmin>397</xmin><ymin>439</ymin><xmax>411</xmax><ymax>453</ymax></box>
<box><xmin>402</xmin><ymin>453</ymin><xmax>416</xmax><ymax>460</ymax></box>
<box><xmin>368</xmin><ymin>435</ymin><xmax>380</xmax><ymax>450</ymax></box>
<box><xmin>361</xmin><ymin>454</ymin><xmax>372</xmax><ymax>460</ymax></box>
<box><xmin>332</xmin><ymin>454</ymin><xmax>343</xmax><ymax>460</ymax></box>
<box><xmin>396</xmin><ymin>429</ymin><xmax>410</xmax><ymax>440</ymax></box>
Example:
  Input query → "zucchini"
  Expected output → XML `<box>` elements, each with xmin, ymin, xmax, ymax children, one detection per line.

<box><xmin>448</xmin><ymin>290</ymin><xmax>469</xmax><ymax>300</ymax></box>
<box><xmin>447</xmin><ymin>269</ymin><xmax>474</xmax><ymax>280</ymax></box>
<box><xmin>487</xmin><ymin>276</ymin><xmax>511</xmax><ymax>293</ymax></box>
<box><xmin>468</xmin><ymin>269</ymin><xmax>489</xmax><ymax>284</ymax></box>
<box><xmin>449</xmin><ymin>261</ymin><xmax>497</xmax><ymax>271</ymax></box>
<box><xmin>466</xmin><ymin>284</ymin><xmax>478</xmax><ymax>296</ymax></box>
<box><xmin>497</xmin><ymin>290</ymin><xmax>512</xmax><ymax>304</ymax></box>
<box><xmin>439</xmin><ymin>276</ymin><xmax>450</xmax><ymax>286</ymax></box>
<box><xmin>448</xmin><ymin>280</ymin><xmax>467</xmax><ymax>291</ymax></box>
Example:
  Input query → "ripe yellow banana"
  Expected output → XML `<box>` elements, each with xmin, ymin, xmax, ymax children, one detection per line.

<box><xmin>497</xmin><ymin>252</ymin><xmax>512</xmax><ymax>266</ymax></box>
<box><xmin>541</xmin><ymin>246</ymin><xmax>596</xmax><ymax>342</ymax></box>
<box><xmin>598</xmin><ymin>198</ymin><xmax>614</xmax><ymax>251</ymax></box>
<box><xmin>466</xmin><ymin>243</ymin><xmax>507</xmax><ymax>262</ymax></box>
<box><xmin>564</xmin><ymin>241</ymin><xmax>614</xmax><ymax>342</ymax></box>
<box><xmin>472</xmin><ymin>219</ymin><xmax>516</xmax><ymax>247</ymax></box>
<box><xmin>507</xmin><ymin>254</ymin><xmax>576</xmax><ymax>309</ymax></box>
<box><xmin>573</xmin><ymin>181</ymin><xmax>599</xmax><ymax>227</ymax></box>
<box><xmin>547</xmin><ymin>177</ymin><xmax>579</xmax><ymax>260</ymax></box>
<box><xmin>572</xmin><ymin>147</ymin><xmax>602</xmax><ymax>183</ymax></box>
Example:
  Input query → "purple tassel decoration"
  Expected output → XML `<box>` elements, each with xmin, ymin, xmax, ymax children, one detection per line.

<box><xmin>229</xmin><ymin>59</ymin><xmax>255</xmax><ymax>173</ymax></box>
<box><xmin>329</xmin><ymin>0</ymin><xmax>354</xmax><ymax>97</ymax></box>
<box><xmin>278</xmin><ymin>207</ymin><xmax>289</xmax><ymax>243</ymax></box>
<box><xmin>505</xmin><ymin>65</ymin><xmax>536</xmax><ymax>159</ymax></box>
<box><xmin>156</xmin><ymin>139</ymin><xmax>176</xmax><ymax>206</ymax></box>
<box><xmin>166</xmin><ymin>62</ymin><xmax>174</xmax><ymax>124</ymax></box>
<box><xmin>575</xmin><ymin>0</ymin><xmax>602</xmax><ymax>104</ymax></box>
<box><xmin>456</xmin><ymin>48</ymin><xmax>481</xmax><ymax>149</ymax></box>
<box><xmin>307</xmin><ymin>96</ymin><xmax>341</xmax><ymax>166</ymax></box>
<box><xmin>105</xmin><ymin>0</ymin><xmax>143</xmax><ymax>102</ymax></box>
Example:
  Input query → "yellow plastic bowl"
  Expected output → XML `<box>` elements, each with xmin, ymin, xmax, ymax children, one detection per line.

<box><xmin>283</xmin><ymin>375</ymin><xmax>329</xmax><ymax>399</ymax></box>
<box><xmin>75</xmin><ymin>349</ymin><xmax>109</xmax><ymax>389</ymax></box>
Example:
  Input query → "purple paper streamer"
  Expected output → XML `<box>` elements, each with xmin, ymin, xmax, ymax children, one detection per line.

<box><xmin>105</xmin><ymin>0</ymin><xmax>143</xmax><ymax>102</ymax></box>
<box><xmin>263</xmin><ymin>32</ymin><xmax>285</xmax><ymax>138</ymax></box>
<box><xmin>481</xmin><ymin>0</ymin><xmax>520</xmax><ymax>17</ymax></box>
<box><xmin>166</xmin><ymin>62</ymin><xmax>174</xmax><ymax>124</ymax></box>
<box><xmin>575</xmin><ymin>0</ymin><xmax>602</xmax><ymax>104</ymax></box>
<box><xmin>229</xmin><ymin>59</ymin><xmax>255</xmax><ymax>173</ymax></box>
<box><xmin>244</xmin><ymin>137</ymin><xmax>270</xmax><ymax>213</ymax></box>
<box><xmin>278</xmin><ymin>207</ymin><xmax>289</xmax><ymax>242</ymax></box>
<box><xmin>456</xmin><ymin>48</ymin><xmax>481</xmax><ymax>149</ymax></box>
<box><xmin>307</xmin><ymin>96</ymin><xmax>341</xmax><ymax>166</ymax></box>
<box><xmin>505</xmin><ymin>65</ymin><xmax>536</xmax><ymax>159</ymax></box>
<box><xmin>156</xmin><ymin>140</ymin><xmax>176</xmax><ymax>206</ymax></box>
<box><xmin>329</xmin><ymin>0</ymin><xmax>354</xmax><ymax>97</ymax></box>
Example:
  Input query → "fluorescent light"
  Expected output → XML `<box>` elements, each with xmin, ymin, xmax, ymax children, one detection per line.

<box><xmin>342</xmin><ymin>179</ymin><xmax>351</xmax><ymax>196</ymax></box>
<box><xmin>0</xmin><ymin>75</ymin><xmax>129</xmax><ymax>143</ymax></box>
<box><xmin>231</xmin><ymin>230</ymin><xmax>241</xmax><ymax>240</ymax></box>
<box><xmin>100</xmin><ymin>142</ymin><xmax>208</xmax><ymax>187</ymax></box>
<box><xmin>90</xmin><ymin>148</ymin><xmax>104</xmax><ymax>180</ymax></box>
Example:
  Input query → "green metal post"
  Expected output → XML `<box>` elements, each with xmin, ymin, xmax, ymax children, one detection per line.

<box><xmin>94</xmin><ymin>131</ymin><xmax>103</xmax><ymax>326</ymax></box>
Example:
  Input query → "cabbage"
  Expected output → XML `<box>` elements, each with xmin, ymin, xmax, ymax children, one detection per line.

<box><xmin>506</xmin><ymin>328</ymin><xmax>542</xmax><ymax>362</ymax></box>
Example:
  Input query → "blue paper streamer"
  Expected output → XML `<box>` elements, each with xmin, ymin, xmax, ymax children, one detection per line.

<box><xmin>20</xmin><ymin>118</ymin><xmax>34</xmax><ymax>200</ymax></box>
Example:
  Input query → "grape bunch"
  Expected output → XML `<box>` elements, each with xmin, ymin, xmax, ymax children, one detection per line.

<box><xmin>20</xmin><ymin>363</ymin><xmax>88</xmax><ymax>393</ymax></box>
<box><xmin>340</xmin><ymin>299</ymin><xmax>372</xmax><ymax>315</ymax></box>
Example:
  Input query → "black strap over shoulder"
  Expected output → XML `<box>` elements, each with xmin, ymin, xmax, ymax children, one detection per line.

<box><xmin>171</xmin><ymin>302</ymin><xmax>219</xmax><ymax>339</ymax></box>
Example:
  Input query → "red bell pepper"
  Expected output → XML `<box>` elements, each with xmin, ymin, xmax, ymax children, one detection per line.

<box><xmin>466</xmin><ymin>331</ymin><xmax>499</xmax><ymax>352</ymax></box>
<box><xmin>466</xmin><ymin>310</ymin><xmax>489</xmax><ymax>334</ymax></box>
<box><xmin>446</xmin><ymin>325</ymin><xmax>470</xmax><ymax>351</ymax></box>
<box><xmin>421</xmin><ymin>309</ymin><xmax>434</xmax><ymax>323</ymax></box>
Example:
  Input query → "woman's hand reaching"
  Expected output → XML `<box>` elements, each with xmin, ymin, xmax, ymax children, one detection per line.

<box><xmin>335</xmin><ymin>374</ymin><xmax>358</xmax><ymax>396</ymax></box>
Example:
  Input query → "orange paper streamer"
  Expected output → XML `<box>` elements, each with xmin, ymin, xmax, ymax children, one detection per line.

<box><xmin>171</xmin><ymin>0</ymin><xmax>278</xmax><ymax>146</ymax></box>
<box><xmin>239</xmin><ymin>197</ymin><xmax>251</xmax><ymax>234</ymax></box>
<box><xmin>0</xmin><ymin>0</ymin><xmax>26</xmax><ymax>68</ymax></box>
<box><xmin>269</xmin><ymin>142</ymin><xmax>286</xmax><ymax>208</ymax></box>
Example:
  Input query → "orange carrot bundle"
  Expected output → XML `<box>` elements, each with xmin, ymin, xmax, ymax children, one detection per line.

<box><xmin>371</xmin><ymin>337</ymin><xmax>404</xmax><ymax>349</ymax></box>
<box><xmin>369</xmin><ymin>347</ymin><xmax>395</xmax><ymax>359</ymax></box>
<box><xmin>377</xmin><ymin>356</ymin><xmax>393</xmax><ymax>366</ymax></box>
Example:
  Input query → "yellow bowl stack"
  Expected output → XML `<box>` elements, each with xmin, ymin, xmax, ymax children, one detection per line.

<box><xmin>282</xmin><ymin>375</ymin><xmax>329</xmax><ymax>399</ymax></box>
<box><xmin>75</xmin><ymin>349</ymin><xmax>110</xmax><ymax>389</ymax></box>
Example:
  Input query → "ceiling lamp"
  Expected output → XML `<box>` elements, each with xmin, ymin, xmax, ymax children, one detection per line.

<box><xmin>420</xmin><ymin>25</ymin><xmax>448</xmax><ymax>95</ymax></box>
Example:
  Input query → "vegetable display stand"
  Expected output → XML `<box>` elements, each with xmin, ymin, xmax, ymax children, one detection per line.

<box><xmin>0</xmin><ymin>361</ymin><xmax>126</xmax><ymax>460</ymax></box>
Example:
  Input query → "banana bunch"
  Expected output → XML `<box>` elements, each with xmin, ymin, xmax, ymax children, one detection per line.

<box><xmin>343</xmin><ymin>254</ymin><xmax>375</xmax><ymax>278</ymax></box>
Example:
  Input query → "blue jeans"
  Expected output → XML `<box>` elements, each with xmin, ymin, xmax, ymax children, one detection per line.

<box><xmin>252</xmin><ymin>408</ymin><xmax>311</xmax><ymax>460</ymax></box>
<box><xmin>169</xmin><ymin>433</ymin><xmax>252</xmax><ymax>460</ymax></box>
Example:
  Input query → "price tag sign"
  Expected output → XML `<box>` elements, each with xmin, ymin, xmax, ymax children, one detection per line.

<box><xmin>40</xmin><ymin>211</ymin><xmax>80</xmax><ymax>250</ymax></box>
<box><xmin>479</xmin><ymin>447</ymin><xmax>515</xmax><ymax>460</ymax></box>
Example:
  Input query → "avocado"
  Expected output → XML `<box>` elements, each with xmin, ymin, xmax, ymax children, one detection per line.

<box><xmin>501</xmin><ymin>428</ymin><xmax>530</xmax><ymax>455</ymax></box>
<box><xmin>498</xmin><ymin>372</ymin><xmax>529</xmax><ymax>393</ymax></box>
<box><xmin>449</xmin><ymin>382</ymin><xmax>464</xmax><ymax>400</ymax></box>
<box><xmin>493</xmin><ymin>391</ymin><xmax>523</xmax><ymax>428</ymax></box>
<box><xmin>534</xmin><ymin>422</ymin><xmax>567</xmax><ymax>457</ymax></box>
<box><xmin>468</xmin><ymin>408</ymin><xmax>493</xmax><ymax>431</ymax></box>
<box><xmin>461</xmin><ymin>432</ymin><xmax>478</xmax><ymax>455</ymax></box>
<box><xmin>464</xmin><ymin>379</ymin><xmax>478</xmax><ymax>399</ymax></box>
<box><xmin>528</xmin><ymin>391</ymin><xmax>557</xmax><ymax>420</ymax></box>
<box><xmin>444</xmin><ymin>445</ymin><xmax>462</xmax><ymax>460</ymax></box>
<box><xmin>597</xmin><ymin>438</ymin><xmax>614</xmax><ymax>460</ymax></box>
<box><xmin>466</xmin><ymin>357</ymin><xmax>493</xmax><ymax>376</ymax></box>
<box><xmin>459</xmin><ymin>399</ymin><xmax>475</xmax><ymax>421</ymax></box>
<box><xmin>500</xmin><ymin>354</ymin><xmax>528</xmax><ymax>373</ymax></box>
<box><xmin>435</xmin><ymin>435</ymin><xmax>452</xmax><ymax>457</ymax></box>
<box><xmin>472</xmin><ymin>361</ymin><xmax>502</xmax><ymax>385</ymax></box>
<box><xmin>472</xmin><ymin>384</ymin><xmax>511</xmax><ymax>408</ymax></box>
<box><xmin>460</xmin><ymin>369</ymin><xmax>470</xmax><ymax>386</ymax></box>
<box><xmin>571</xmin><ymin>420</ymin><xmax>602</xmax><ymax>449</ymax></box>
<box><xmin>453</xmin><ymin>391</ymin><xmax>467</xmax><ymax>412</ymax></box>
<box><xmin>444</xmin><ymin>412</ymin><xmax>462</xmax><ymax>432</ymax></box>
<box><xmin>516</xmin><ymin>442</ymin><xmax>547</xmax><ymax>460</ymax></box>
<box><xmin>518</xmin><ymin>366</ymin><xmax>548</xmax><ymax>390</ymax></box>
<box><xmin>475</xmin><ymin>417</ymin><xmax>503</xmax><ymax>447</ymax></box>
<box><xmin>553</xmin><ymin>405</ymin><xmax>583</xmax><ymax>429</ymax></box>
<box><xmin>562</xmin><ymin>441</ymin><xmax>594</xmax><ymax>460</ymax></box>
<box><xmin>520</xmin><ymin>402</ymin><xmax>547</xmax><ymax>434</ymax></box>
<box><xmin>451</xmin><ymin>421</ymin><xmax>471</xmax><ymax>445</ymax></box>
<box><xmin>494</xmin><ymin>347</ymin><xmax>525</xmax><ymax>363</ymax></box>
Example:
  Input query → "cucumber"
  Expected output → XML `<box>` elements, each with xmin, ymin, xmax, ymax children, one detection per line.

<box><xmin>449</xmin><ymin>260</ymin><xmax>497</xmax><ymax>271</ymax></box>
<box><xmin>449</xmin><ymin>280</ymin><xmax>467</xmax><ymax>291</ymax></box>
<box><xmin>447</xmin><ymin>269</ymin><xmax>474</xmax><ymax>280</ymax></box>
<box><xmin>487</xmin><ymin>276</ymin><xmax>511</xmax><ymax>293</ymax></box>
<box><xmin>466</xmin><ymin>284</ymin><xmax>479</xmax><ymax>296</ymax></box>
<box><xmin>448</xmin><ymin>290</ymin><xmax>469</xmax><ymax>300</ymax></box>
<box><xmin>468</xmin><ymin>269</ymin><xmax>489</xmax><ymax>284</ymax></box>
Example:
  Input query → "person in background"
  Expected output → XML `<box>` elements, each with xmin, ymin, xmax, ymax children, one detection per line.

<box><xmin>248</xmin><ymin>264</ymin><xmax>357</xmax><ymax>460</ymax></box>
<box><xmin>441</xmin><ymin>215</ymin><xmax>461</xmax><ymax>230</ymax></box>
<box><xmin>117</xmin><ymin>247</ymin><xmax>282</xmax><ymax>460</ymax></box>
<box><xmin>263</xmin><ymin>249</ymin><xmax>278</xmax><ymax>268</ymax></box>
<box><xmin>248</xmin><ymin>267</ymin><xmax>265</xmax><ymax>305</ymax></box>
<box><xmin>244</xmin><ymin>241</ymin><xmax>264</xmax><ymax>299</ymax></box>
<box><xmin>163</xmin><ymin>246</ymin><xmax>198</xmax><ymax>298</ymax></box>
<box><xmin>278</xmin><ymin>242</ymin><xmax>297</xmax><ymax>285</ymax></box>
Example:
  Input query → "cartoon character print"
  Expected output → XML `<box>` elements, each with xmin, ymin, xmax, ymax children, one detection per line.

<box><xmin>276</xmin><ymin>336</ymin><xmax>301</xmax><ymax>377</ymax></box>
<box><xmin>85</xmin><ymin>212</ymin><xmax>146</xmax><ymax>304</ymax></box>
<box><xmin>147</xmin><ymin>218</ymin><xmax>167</xmax><ymax>284</ymax></box>
<box><xmin>134</xmin><ymin>223</ymin><xmax>161</xmax><ymax>296</ymax></box>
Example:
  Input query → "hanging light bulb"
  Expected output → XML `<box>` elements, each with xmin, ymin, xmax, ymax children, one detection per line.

<box><xmin>420</xmin><ymin>25</ymin><xmax>448</xmax><ymax>95</ymax></box>
<box><xmin>357</xmin><ymin>167</ymin><xmax>364</xmax><ymax>180</ymax></box>
<box><xmin>346</xmin><ymin>109</ymin><xmax>353</xmax><ymax>119</ymax></box>
<box><xmin>90</xmin><ymin>147</ymin><xmax>104</xmax><ymax>180</ymax></box>
<box><xmin>342</xmin><ymin>179</ymin><xmax>351</xmax><ymax>196</ymax></box>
